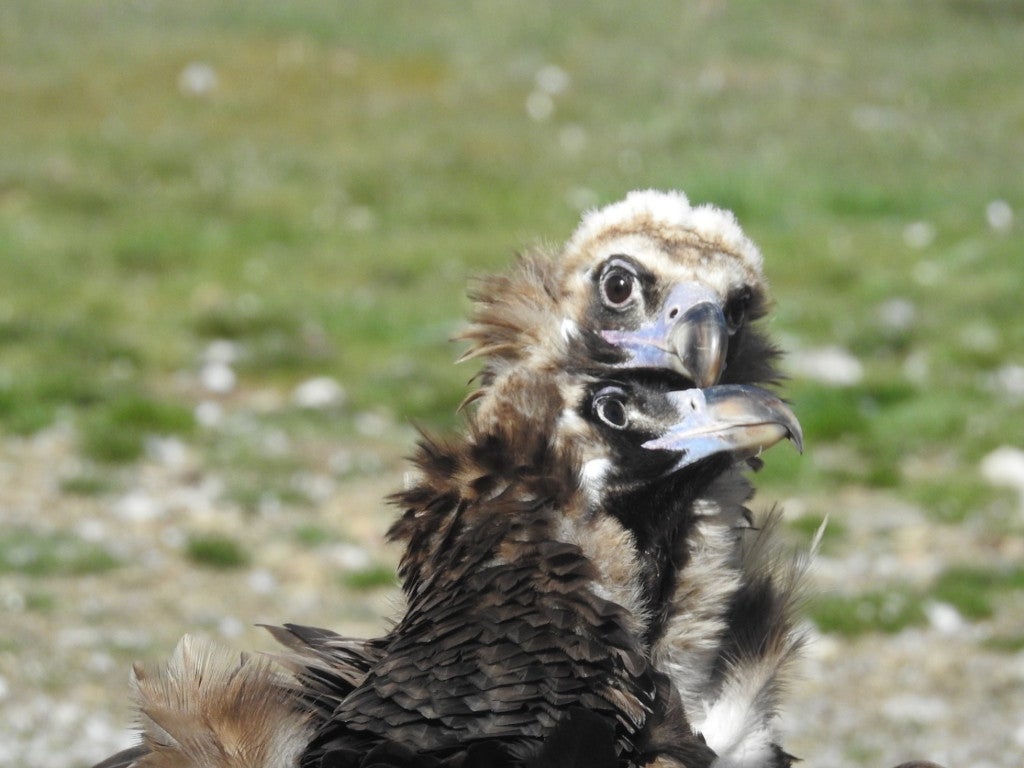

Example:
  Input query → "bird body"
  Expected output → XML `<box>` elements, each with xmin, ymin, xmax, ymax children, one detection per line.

<box><xmin>292</xmin><ymin>367</ymin><xmax>801</xmax><ymax>768</ymax></box>
<box><xmin>458</xmin><ymin>190</ymin><xmax>803</xmax><ymax>766</ymax></box>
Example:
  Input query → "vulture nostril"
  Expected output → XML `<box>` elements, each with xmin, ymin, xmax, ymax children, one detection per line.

<box><xmin>667</xmin><ymin>307</ymin><xmax>680</xmax><ymax>320</ymax></box>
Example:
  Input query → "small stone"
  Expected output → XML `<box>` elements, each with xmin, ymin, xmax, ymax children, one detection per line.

<box><xmin>987</xmin><ymin>364</ymin><xmax>1024</xmax><ymax>403</ymax></box>
<box><xmin>328</xmin><ymin>543</ymin><xmax>371</xmax><ymax>571</ymax></box>
<box><xmin>218</xmin><ymin>615</ymin><xmax>245</xmax><ymax>638</ymax></box>
<box><xmin>195</xmin><ymin>400</ymin><xmax>224</xmax><ymax>428</ymax></box>
<box><xmin>178</xmin><ymin>62</ymin><xmax>218</xmax><ymax>97</ymax></box>
<box><xmin>355</xmin><ymin>410</ymin><xmax>390</xmax><ymax>438</ymax></box>
<box><xmin>903</xmin><ymin>221</ymin><xmax>935</xmax><ymax>249</ymax></box>
<box><xmin>980</xmin><ymin>446</ymin><xmax>1024</xmax><ymax>494</ymax></box>
<box><xmin>203</xmin><ymin>339</ymin><xmax>240</xmax><ymax>365</ymax></box>
<box><xmin>247</xmin><ymin>568</ymin><xmax>277</xmax><ymax>595</ymax></box>
<box><xmin>787</xmin><ymin>345</ymin><xmax>864</xmax><ymax>386</ymax></box>
<box><xmin>525</xmin><ymin>91</ymin><xmax>554</xmax><ymax>122</ymax></box>
<box><xmin>145</xmin><ymin>435</ymin><xmax>189</xmax><ymax>468</ymax></box>
<box><xmin>292</xmin><ymin>376</ymin><xmax>346</xmax><ymax>409</ymax></box>
<box><xmin>877</xmin><ymin>298</ymin><xmax>916</xmax><ymax>333</ymax></box>
<box><xmin>200</xmin><ymin>361</ymin><xmax>236</xmax><ymax>394</ymax></box>
<box><xmin>535</xmin><ymin>64</ymin><xmax>570</xmax><ymax>95</ymax></box>
<box><xmin>114</xmin><ymin>490</ymin><xmax>164</xmax><ymax>522</ymax></box>
<box><xmin>986</xmin><ymin>199</ymin><xmax>1014</xmax><ymax>233</ymax></box>
<box><xmin>924</xmin><ymin>601</ymin><xmax>965</xmax><ymax>635</ymax></box>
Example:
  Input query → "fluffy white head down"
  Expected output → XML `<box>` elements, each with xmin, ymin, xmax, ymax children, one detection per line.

<box><xmin>565</xmin><ymin>189</ymin><xmax>765</xmax><ymax>275</ymax></box>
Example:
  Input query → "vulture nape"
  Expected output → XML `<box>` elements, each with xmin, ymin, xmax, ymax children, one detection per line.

<box><xmin>459</xmin><ymin>189</ymin><xmax>805</xmax><ymax>764</ymax></box>
<box><xmin>92</xmin><ymin>365</ymin><xmax>802</xmax><ymax>768</ymax></box>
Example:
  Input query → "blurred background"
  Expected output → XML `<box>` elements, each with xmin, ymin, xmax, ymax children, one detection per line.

<box><xmin>1</xmin><ymin>2</ymin><xmax>1022</xmax><ymax>766</ymax></box>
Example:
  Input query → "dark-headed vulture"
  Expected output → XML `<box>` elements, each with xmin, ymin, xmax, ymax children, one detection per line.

<box><xmin>92</xmin><ymin>359</ymin><xmax>802</xmax><ymax>768</ymax></box>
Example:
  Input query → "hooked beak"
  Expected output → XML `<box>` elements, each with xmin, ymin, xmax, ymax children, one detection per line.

<box><xmin>601</xmin><ymin>282</ymin><xmax>729</xmax><ymax>387</ymax></box>
<box><xmin>643</xmin><ymin>384</ymin><xmax>803</xmax><ymax>472</ymax></box>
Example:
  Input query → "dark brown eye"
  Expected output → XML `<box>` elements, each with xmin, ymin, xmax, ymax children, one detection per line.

<box><xmin>724</xmin><ymin>287</ymin><xmax>752</xmax><ymax>333</ymax></box>
<box><xmin>595</xmin><ymin>396</ymin><xmax>628</xmax><ymax>429</ymax></box>
<box><xmin>601</xmin><ymin>268</ymin><xmax>635</xmax><ymax>308</ymax></box>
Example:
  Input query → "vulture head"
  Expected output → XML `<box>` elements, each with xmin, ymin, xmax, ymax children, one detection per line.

<box><xmin>460</xmin><ymin>189</ymin><xmax>781</xmax><ymax>412</ymax></box>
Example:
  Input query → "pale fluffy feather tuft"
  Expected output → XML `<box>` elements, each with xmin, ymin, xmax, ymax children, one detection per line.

<box><xmin>696</xmin><ymin>509</ymin><xmax>813</xmax><ymax>768</ymax></box>
<box><xmin>565</xmin><ymin>189</ymin><xmax>764</xmax><ymax>276</ymax></box>
<box><xmin>131</xmin><ymin>635</ymin><xmax>312</xmax><ymax>768</ymax></box>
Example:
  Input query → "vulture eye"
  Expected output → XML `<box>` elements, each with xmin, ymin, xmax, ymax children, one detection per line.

<box><xmin>599</xmin><ymin>264</ymin><xmax>637</xmax><ymax>309</ymax></box>
<box><xmin>593</xmin><ymin>389</ymin><xmax>629</xmax><ymax>429</ymax></box>
<box><xmin>724</xmin><ymin>287</ymin><xmax>752</xmax><ymax>334</ymax></box>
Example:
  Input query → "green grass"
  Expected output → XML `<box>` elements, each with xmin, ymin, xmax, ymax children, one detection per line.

<box><xmin>811</xmin><ymin>590</ymin><xmax>928</xmax><ymax>637</ymax></box>
<box><xmin>931</xmin><ymin>565</ymin><xmax>1024</xmax><ymax>621</ymax></box>
<box><xmin>342</xmin><ymin>565</ymin><xmax>399</xmax><ymax>591</ymax></box>
<box><xmin>0</xmin><ymin>529</ymin><xmax>121</xmax><ymax>577</ymax></box>
<box><xmin>1</xmin><ymin>0</ymin><xmax>1021</xmax><ymax>602</ymax></box>
<box><xmin>185</xmin><ymin>534</ymin><xmax>250</xmax><ymax>569</ymax></box>
<box><xmin>811</xmin><ymin>564</ymin><xmax>1024</xmax><ymax>637</ymax></box>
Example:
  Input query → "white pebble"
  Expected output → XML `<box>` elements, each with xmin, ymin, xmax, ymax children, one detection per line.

<box><xmin>328</xmin><ymin>543</ymin><xmax>371</xmax><ymax>571</ymax></box>
<box><xmin>178</xmin><ymin>62</ymin><xmax>218</xmax><ymax>97</ymax></box>
<box><xmin>903</xmin><ymin>221</ymin><xmax>935</xmax><ymax>249</ymax></box>
<box><xmin>355</xmin><ymin>411</ymin><xmax>390</xmax><ymax>438</ymax></box>
<box><xmin>292</xmin><ymin>376</ymin><xmax>346</xmax><ymax>409</ymax></box>
<box><xmin>247</xmin><ymin>568</ymin><xmax>277</xmax><ymax>595</ymax></box>
<box><xmin>987</xmin><ymin>364</ymin><xmax>1024</xmax><ymax>403</ymax></box>
<box><xmin>75</xmin><ymin>518</ymin><xmax>107</xmax><ymax>543</ymax></box>
<box><xmin>344</xmin><ymin>205</ymin><xmax>376</xmax><ymax>231</ymax></box>
<box><xmin>195</xmin><ymin>400</ymin><xmax>224</xmax><ymax>428</ymax></box>
<box><xmin>535</xmin><ymin>64</ymin><xmax>570</xmax><ymax>95</ymax></box>
<box><xmin>525</xmin><ymin>90</ymin><xmax>554</xmax><ymax>122</ymax></box>
<box><xmin>876</xmin><ymin>297</ymin><xmax>916</xmax><ymax>332</ymax></box>
<box><xmin>986</xmin><ymin>199</ymin><xmax>1014</xmax><ymax>233</ymax></box>
<box><xmin>881</xmin><ymin>693</ymin><xmax>950</xmax><ymax>724</ymax></box>
<box><xmin>924</xmin><ymin>601</ymin><xmax>965</xmax><ymax>635</ymax></box>
<box><xmin>114</xmin><ymin>490</ymin><xmax>164</xmax><ymax>522</ymax></box>
<box><xmin>200</xmin><ymin>361</ymin><xmax>236</xmax><ymax>394</ymax></box>
<box><xmin>203</xmin><ymin>339</ymin><xmax>240</xmax><ymax>365</ymax></box>
<box><xmin>787</xmin><ymin>345</ymin><xmax>864</xmax><ymax>386</ymax></box>
<box><xmin>218</xmin><ymin>615</ymin><xmax>245</xmax><ymax>638</ymax></box>
<box><xmin>145</xmin><ymin>435</ymin><xmax>189</xmax><ymax>468</ymax></box>
<box><xmin>980</xmin><ymin>446</ymin><xmax>1024</xmax><ymax>493</ymax></box>
<box><xmin>559</xmin><ymin>124</ymin><xmax>588</xmax><ymax>156</ymax></box>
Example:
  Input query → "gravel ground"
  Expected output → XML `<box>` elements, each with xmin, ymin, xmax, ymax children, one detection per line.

<box><xmin>1</xmin><ymin>421</ymin><xmax>1022</xmax><ymax>768</ymax></box>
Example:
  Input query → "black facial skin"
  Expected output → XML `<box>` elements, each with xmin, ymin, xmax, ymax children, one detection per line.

<box><xmin>582</xmin><ymin>374</ymin><xmax>735</xmax><ymax>647</ymax></box>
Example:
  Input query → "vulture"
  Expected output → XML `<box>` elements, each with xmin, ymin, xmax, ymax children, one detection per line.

<box><xmin>94</xmin><ymin>359</ymin><xmax>802</xmax><ymax>768</ymax></box>
<box><xmin>459</xmin><ymin>190</ymin><xmax>804</xmax><ymax>766</ymax></box>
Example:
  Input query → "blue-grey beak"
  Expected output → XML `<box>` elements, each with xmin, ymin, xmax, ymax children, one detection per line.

<box><xmin>643</xmin><ymin>384</ymin><xmax>802</xmax><ymax>471</ymax></box>
<box><xmin>601</xmin><ymin>282</ymin><xmax>729</xmax><ymax>387</ymax></box>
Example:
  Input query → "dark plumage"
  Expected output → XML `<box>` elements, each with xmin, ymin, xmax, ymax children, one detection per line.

<box><xmin>458</xmin><ymin>190</ymin><xmax>803</xmax><ymax>766</ymax></box>
<box><xmin>92</xmin><ymin>366</ymin><xmax>801</xmax><ymax>768</ymax></box>
<box><xmin>285</xmin><ymin>369</ymin><xmax>801</xmax><ymax>768</ymax></box>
